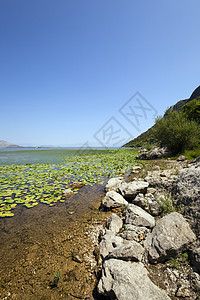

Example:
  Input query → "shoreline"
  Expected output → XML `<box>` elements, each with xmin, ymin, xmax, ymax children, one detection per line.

<box><xmin>0</xmin><ymin>182</ymin><xmax>111</xmax><ymax>299</ymax></box>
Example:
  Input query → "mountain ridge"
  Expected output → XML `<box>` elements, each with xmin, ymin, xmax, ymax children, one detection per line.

<box><xmin>0</xmin><ymin>140</ymin><xmax>20</xmax><ymax>148</ymax></box>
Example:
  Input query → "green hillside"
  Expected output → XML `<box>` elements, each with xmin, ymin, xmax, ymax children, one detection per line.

<box><xmin>123</xmin><ymin>86</ymin><xmax>200</xmax><ymax>149</ymax></box>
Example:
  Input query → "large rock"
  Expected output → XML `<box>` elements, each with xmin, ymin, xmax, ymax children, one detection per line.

<box><xmin>145</xmin><ymin>170</ymin><xmax>178</xmax><ymax>189</ymax></box>
<box><xmin>173</xmin><ymin>164</ymin><xmax>200</xmax><ymax>204</ymax></box>
<box><xmin>107</xmin><ymin>214</ymin><xmax>123</xmax><ymax>234</ymax></box>
<box><xmin>105</xmin><ymin>177</ymin><xmax>125</xmax><ymax>192</ymax></box>
<box><xmin>108</xmin><ymin>241</ymin><xmax>145</xmax><ymax>262</ymax></box>
<box><xmin>136</xmin><ymin>147</ymin><xmax>168</xmax><ymax>160</ymax></box>
<box><xmin>99</xmin><ymin>230</ymin><xmax>123</xmax><ymax>259</ymax></box>
<box><xmin>125</xmin><ymin>204</ymin><xmax>155</xmax><ymax>228</ymax></box>
<box><xmin>97</xmin><ymin>259</ymin><xmax>170</xmax><ymax>300</ymax></box>
<box><xmin>172</xmin><ymin>164</ymin><xmax>200</xmax><ymax>237</ymax></box>
<box><xmin>102</xmin><ymin>191</ymin><xmax>128</xmax><ymax>208</ymax></box>
<box><xmin>144</xmin><ymin>212</ymin><xmax>196</xmax><ymax>263</ymax></box>
<box><xmin>119</xmin><ymin>181</ymin><xmax>149</xmax><ymax>200</ymax></box>
<box><xmin>147</xmin><ymin>147</ymin><xmax>168</xmax><ymax>159</ymax></box>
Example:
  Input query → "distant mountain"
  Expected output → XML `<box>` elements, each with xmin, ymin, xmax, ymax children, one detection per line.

<box><xmin>123</xmin><ymin>85</ymin><xmax>200</xmax><ymax>147</ymax></box>
<box><xmin>0</xmin><ymin>140</ymin><xmax>20</xmax><ymax>148</ymax></box>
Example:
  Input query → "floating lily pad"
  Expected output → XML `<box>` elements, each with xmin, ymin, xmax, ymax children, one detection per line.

<box><xmin>0</xmin><ymin>149</ymin><xmax>139</xmax><ymax>217</ymax></box>
<box><xmin>0</xmin><ymin>211</ymin><xmax>14</xmax><ymax>217</ymax></box>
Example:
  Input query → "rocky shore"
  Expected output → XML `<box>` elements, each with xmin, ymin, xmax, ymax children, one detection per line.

<box><xmin>94</xmin><ymin>157</ymin><xmax>200</xmax><ymax>299</ymax></box>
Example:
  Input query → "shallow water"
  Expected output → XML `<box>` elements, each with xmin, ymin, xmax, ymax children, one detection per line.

<box><xmin>0</xmin><ymin>182</ymin><xmax>107</xmax><ymax>299</ymax></box>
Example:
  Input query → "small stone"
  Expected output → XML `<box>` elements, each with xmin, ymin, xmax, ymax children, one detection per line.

<box><xmin>69</xmin><ymin>181</ymin><xmax>85</xmax><ymax>189</ymax></box>
<box><xmin>147</xmin><ymin>187</ymin><xmax>156</xmax><ymax>194</ymax></box>
<box><xmin>149</xmin><ymin>201</ymin><xmax>162</xmax><ymax>216</ymax></box>
<box><xmin>177</xmin><ymin>155</ymin><xmax>186</xmax><ymax>162</ymax></box>
<box><xmin>120</xmin><ymin>224</ymin><xmax>150</xmax><ymax>242</ymax></box>
<box><xmin>63</xmin><ymin>189</ymin><xmax>74</xmax><ymax>197</ymax></box>
<box><xmin>72</xmin><ymin>253</ymin><xmax>83</xmax><ymax>263</ymax></box>
<box><xmin>152</xmin><ymin>166</ymin><xmax>160</xmax><ymax>171</ymax></box>
<box><xmin>132</xmin><ymin>166</ymin><xmax>142</xmax><ymax>171</ymax></box>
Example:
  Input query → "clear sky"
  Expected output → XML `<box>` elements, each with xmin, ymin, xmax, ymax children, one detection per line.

<box><xmin>1</xmin><ymin>0</ymin><xmax>200</xmax><ymax>147</ymax></box>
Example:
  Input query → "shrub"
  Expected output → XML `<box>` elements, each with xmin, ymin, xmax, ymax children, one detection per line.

<box><xmin>153</xmin><ymin>110</ymin><xmax>200</xmax><ymax>154</ymax></box>
<box><xmin>182</xmin><ymin>98</ymin><xmax>200</xmax><ymax>123</ymax></box>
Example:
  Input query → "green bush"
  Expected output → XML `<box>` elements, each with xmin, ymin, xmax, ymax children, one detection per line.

<box><xmin>153</xmin><ymin>110</ymin><xmax>200</xmax><ymax>154</ymax></box>
<box><xmin>182</xmin><ymin>98</ymin><xmax>200</xmax><ymax>123</ymax></box>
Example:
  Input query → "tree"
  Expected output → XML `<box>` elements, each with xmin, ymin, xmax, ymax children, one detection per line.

<box><xmin>153</xmin><ymin>110</ymin><xmax>200</xmax><ymax>154</ymax></box>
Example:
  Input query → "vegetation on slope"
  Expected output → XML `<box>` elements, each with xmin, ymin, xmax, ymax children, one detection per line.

<box><xmin>123</xmin><ymin>94</ymin><xmax>200</xmax><ymax>156</ymax></box>
<box><xmin>153</xmin><ymin>110</ymin><xmax>200</xmax><ymax>154</ymax></box>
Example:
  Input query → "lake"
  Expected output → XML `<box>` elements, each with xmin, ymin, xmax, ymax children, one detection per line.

<box><xmin>0</xmin><ymin>147</ymin><xmax>114</xmax><ymax>165</ymax></box>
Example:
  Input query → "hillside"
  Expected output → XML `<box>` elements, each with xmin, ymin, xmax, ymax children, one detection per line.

<box><xmin>0</xmin><ymin>140</ymin><xmax>20</xmax><ymax>148</ymax></box>
<box><xmin>123</xmin><ymin>85</ymin><xmax>200</xmax><ymax>148</ymax></box>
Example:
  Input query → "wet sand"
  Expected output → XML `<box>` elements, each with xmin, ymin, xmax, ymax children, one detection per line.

<box><xmin>0</xmin><ymin>184</ymin><xmax>110</xmax><ymax>299</ymax></box>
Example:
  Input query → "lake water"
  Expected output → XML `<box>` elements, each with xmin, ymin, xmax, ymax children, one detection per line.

<box><xmin>0</xmin><ymin>147</ymin><xmax>114</xmax><ymax>165</ymax></box>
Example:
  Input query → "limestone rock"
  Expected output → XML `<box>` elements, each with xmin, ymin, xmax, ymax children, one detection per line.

<box><xmin>172</xmin><ymin>164</ymin><xmax>200</xmax><ymax>237</ymax></box>
<box><xmin>125</xmin><ymin>204</ymin><xmax>155</xmax><ymax>228</ymax></box>
<box><xmin>144</xmin><ymin>212</ymin><xmax>196</xmax><ymax>263</ymax></box>
<box><xmin>119</xmin><ymin>181</ymin><xmax>149</xmax><ymax>200</ymax></box>
<box><xmin>97</xmin><ymin>259</ymin><xmax>170</xmax><ymax>300</ymax></box>
<box><xmin>102</xmin><ymin>191</ymin><xmax>128</xmax><ymax>208</ymax></box>
<box><xmin>107</xmin><ymin>214</ymin><xmax>123</xmax><ymax>234</ymax></box>
<box><xmin>99</xmin><ymin>230</ymin><xmax>123</xmax><ymax>259</ymax></box>
<box><xmin>136</xmin><ymin>147</ymin><xmax>168</xmax><ymax>160</ymax></box>
<box><xmin>108</xmin><ymin>241</ymin><xmax>145</xmax><ymax>262</ymax></box>
<box><xmin>120</xmin><ymin>224</ymin><xmax>150</xmax><ymax>242</ymax></box>
<box><xmin>105</xmin><ymin>177</ymin><xmax>125</xmax><ymax>192</ymax></box>
<box><xmin>145</xmin><ymin>169</ymin><xmax>177</xmax><ymax>189</ymax></box>
<box><xmin>132</xmin><ymin>193</ymin><xmax>147</xmax><ymax>208</ymax></box>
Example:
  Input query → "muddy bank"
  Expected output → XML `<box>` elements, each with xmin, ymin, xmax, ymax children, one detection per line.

<box><xmin>0</xmin><ymin>184</ymin><xmax>110</xmax><ymax>299</ymax></box>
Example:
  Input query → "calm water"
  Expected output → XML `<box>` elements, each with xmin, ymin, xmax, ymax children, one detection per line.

<box><xmin>0</xmin><ymin>147</ymin><xmax>113</xmax><ymax>165</ymax></box>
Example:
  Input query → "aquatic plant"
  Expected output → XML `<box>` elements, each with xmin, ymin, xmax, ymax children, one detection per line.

<box><xmin>0</xmin><ymin>149</ymin><xmax>138</xmax><ymax>217</ymax></box>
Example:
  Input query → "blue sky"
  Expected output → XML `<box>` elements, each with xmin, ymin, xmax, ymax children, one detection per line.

<box><xmin>1</xmin><ymin>0</ymin><xmax>200</xmax><ymax>147</ymax></box>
